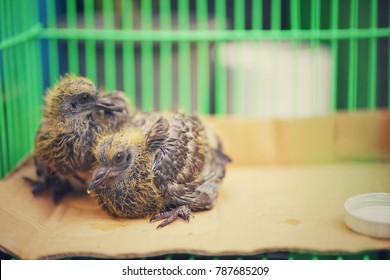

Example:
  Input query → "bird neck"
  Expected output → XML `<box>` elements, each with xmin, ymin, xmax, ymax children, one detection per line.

<box><xmin>64</xmin><ymin>112</ymin><xmax>102</xmax><ymax>133</ymax></box>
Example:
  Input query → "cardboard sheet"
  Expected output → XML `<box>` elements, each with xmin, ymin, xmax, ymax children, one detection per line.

<box><xmin>1</xmin><ymin>111</ymin><xmax>390</xmax><ymax>259</ymax></box>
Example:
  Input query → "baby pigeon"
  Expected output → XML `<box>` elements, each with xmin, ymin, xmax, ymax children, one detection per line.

<box><xmin>87</xmin><ymin>112</ymin><xmax>231</xmax><ymax>228</ymax></box>
<box><xmin>24</xmin><ymin>74</ymin><xmax>131</xmax><ymax>203</ymax></box>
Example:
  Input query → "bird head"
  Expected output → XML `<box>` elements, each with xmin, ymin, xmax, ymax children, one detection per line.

<box><xmin>44</xmin><ymin>74</ymin><xmax>124</xmax><ymax>121</ymax></box>
<box><xmin>87</xmin><ymin>130</ymin><xmax>146</xmax><ymax>194</ymax></box>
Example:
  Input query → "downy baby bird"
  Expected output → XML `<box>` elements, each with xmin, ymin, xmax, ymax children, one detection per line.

<box><xmin>24</xmin><ymin>74</ymin><xmax>131</xmax><ymax>203</ymax></box>
<box><xmin>87</xmin><ymin>112</ymin><xmax>231</xmax><ymax>228</ymax></box>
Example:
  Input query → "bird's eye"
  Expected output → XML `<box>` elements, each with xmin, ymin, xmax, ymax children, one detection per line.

<box><xmin>113</xmin><ymin>152</ymin><xmax>125</xmax><ymax>165</ymax></box>
<box><xmin>78</xmin><ymin>93</ymin><xmax>91</xmax><ymax>104</ymax></box>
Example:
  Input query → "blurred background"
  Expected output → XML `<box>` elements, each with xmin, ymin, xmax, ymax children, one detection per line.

<box><xmin>35</xmin><ymin>0</ymin><xmax>390</xmax><ymax>116</ymax></box>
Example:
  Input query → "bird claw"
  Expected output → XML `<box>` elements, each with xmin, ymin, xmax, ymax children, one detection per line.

<box><xmin>23</xmin><ymin>176</ymin><xmax>72</xmax><ymax>204</ymax></box>
<box><xmin>23</xmin><ymin>177</ymin><xmax>49</xmax><ymax>195</ymax></box>
<box><xmin>151</xmin><ymin>205</ymin><xmax>193</xmax><ymax>229</ymax></box>
<box><xmin>149</xmin><ymin>209</ymin><xmax>175</xmax><ymax>222</ymax></box>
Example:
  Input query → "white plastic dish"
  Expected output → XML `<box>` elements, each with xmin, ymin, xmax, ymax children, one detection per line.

<box><xmin>344</xmin><ymin>192</ymin><xmax>390</xmax><ymax>239</ymax></box>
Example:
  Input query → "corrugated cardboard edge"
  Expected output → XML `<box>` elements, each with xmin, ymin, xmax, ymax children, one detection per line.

<box><xmin>34</xmin><ymin>248</ymin><xmax>378</xmax><ymax>260</ymax></box>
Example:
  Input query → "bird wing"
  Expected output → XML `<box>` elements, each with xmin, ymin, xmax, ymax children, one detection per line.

<box><xmin>145</xmin><ymin>113</ymin><xmax>229</xmax><ymax>210</ymax></box>
<box><xmin>176</xmin><ymin>139</ymin><xmax>231</xmax><ymax>211</ymax></box>
<box><xmin>97</xmin><ymin>91</ymin><xmax>131</xmax><ymax>131</ymax></box>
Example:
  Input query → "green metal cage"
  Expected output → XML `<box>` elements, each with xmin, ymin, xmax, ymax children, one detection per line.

<box><xmin>1</xmin><ymin>0</ymin><xmax>390</xmax><ymax>260</ymax></box>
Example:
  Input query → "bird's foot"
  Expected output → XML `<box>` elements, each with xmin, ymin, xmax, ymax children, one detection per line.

<box><xmin>23</xmin><ymin>176</ymin><xmax>73</xmax><ymax>204</ymax></box>
<box><xmin>150</xmin><ymin>205</ymin><xmax>194</xmax><ymax>229</ymax></box>
<box><xmin>23</xmin><ymin>177</ymin><xmax>49</xmax><ymax>196</ymax></box>
<box><xmin>51</xmin><ymin>182</ymin><xmax>73</xmax><ymax>204</ymax></box>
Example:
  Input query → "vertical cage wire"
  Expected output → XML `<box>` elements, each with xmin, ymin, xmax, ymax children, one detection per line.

<box><xmin>140</xmin><ymin>0</ymin><xmax>154</xmax><ymax>111</ymax></box>
<box><xmin>13</xmin><ymin>0</ymin><xmax>28</xmax><ymax>156</ymax></box>
<box><xmin>0</xmin><ymin>65</ymin><xmax>7</xmax><ymax>178</ymax></box>
<box><xmin>46</xmin><ymin>0</ymin><xmax>59</xmax><ymax>84</ymax></box>
<box><xmin>159</xmin><ymin>0</ymin><xmax>173</xmax><ymax>111</ymax></box>
<box><xmin>270</xmin><ymin>0</ymin><xmax>281</xmax><ymax>116</ymax></box>
<box><xmin>0</xmin><ymin>48</ymin><xmax>4</xmax><ymax>179</ymax></box>
<box><xmin>310</xmin><ymin>0</ymin><xmax>320</xmax><ymax>115</ymax></box>
<box><xmin>368</xmin><ymin>0</ymin><xmax>378</xmax><ymax>110</ymax></box>
<box><xmin>330</xmin><ymin>0</ymin><xmax>339</xmax><ymax>111</ymax></box>
<box><xmin>347</xmin><ymin>0</ymin><xmax>358</xmax><ymax>111</ymax></box>
<box><xmin>214</xmin><ymin>0</ymin><xmax>227</xmax><ymax>114</ymax></box>
<box><xmin>11</xmin><ymin>0</ymin><xmax>23</xmax><ymax>165</ymax></box>
<box><xmin>30</xmin><ymin>0</ymin><xmax>43</xmax><ymax>133</ymax></box>
<box><xmin>291</xmin><ymin>0</ymin><xmax>301</xmax><ymax>115</ymax></box>
<box><xmin>196</xmin><ymin>0</ymin><xmax>210</xmax><ymax>114</ymax></box>
<box><xmin>233</xmin><ymin>0</ymin><xmax>245</xmax><ymax>115</ymax></box>
<box><xmin>67</xmin><ymin>0</ymin><xmax>79</xmax><ymax>74</ymax></box>
<box><xmin>84</xmin><ymin>0</ymin><xmax>97</xmax><ymax>84</ymax></box>
<box><xmin>103</xmin><ymin>0</ymin><xmax>116</xmax><ymax>90</ymax></box>
<box><xmin>252</xmin><ymin>0</ymin><xmax>263</xmax><ymax>116</ymax></box>
<box><xmin>26</xmin><ymin>0</ymin><xmax>39</xmax><ymax>153</ymax></box>
<box><xmin>122</xmin><ymin>0</ymin><xmax>136</xmax><ymax>105</ymax></box>
<box><xmin>1</xmin><ymin>0</ymin><xmax>9</xmax><ymax>170</ymax></box>
<box><xmin>178</xmin><ymin>0</ymin><xmax>191</xmax><ymax>113</ymax></box>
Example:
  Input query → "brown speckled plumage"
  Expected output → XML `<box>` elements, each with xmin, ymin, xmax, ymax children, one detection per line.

<box><xmin>24</xmin><ymin>74</ymin><xmax>131</xmax><ymax>202</ymax></box>
<box><xmin>88</xmin><ymin>112</ymin><xmax>231</xmax><ymax>228</ymax></box>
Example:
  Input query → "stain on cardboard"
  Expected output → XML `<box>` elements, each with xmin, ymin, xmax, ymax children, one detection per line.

<box><xmin>284</xmin><ymin>219</ymin><xmax>300</xmax><ymax>225</ymax></box>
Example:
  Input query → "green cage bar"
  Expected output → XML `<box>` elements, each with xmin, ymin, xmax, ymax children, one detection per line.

<box><xmin>140</xmin><ymin>0</ymin><xmax>154</xmax><ymax>111</ymax></box>
<box><xmin>27</xmin><ymin>0</ymin><xmax>36</xmax><ymax>129</ymax></box>
<box><xmin>122</xmin><ymin>0</ymin><xmax>136</xmax><ymax>104</ymax></box>
<box><xmin>46</xmin><ymin>0</ymin><xmax>59</xmax><ymax>84</ymax></box>
<box><xmin>196</xmin><ymin>0</ymin><xmax>210</xmax><ymax>114</ymax></box>
<box><xmin>252</xmin><ymin>0</ymin><xmax>263</xmax><ymax>30</ymax></box>
<box><xmin>22</xmin><ymin>0</ymin><xmax>36</xmax><ymax>147</ymax></box>
<box><xmin>348</xmin><ymin>0</ymin><xmax>358</xmax><ymax>111</ymax></box>
<box><xmin>103</xmin><ymin>0</ymin><xmax>116</xmax><ymax>90</ymax></box>
<box><xmin>368</xmin><ymin>0</ymin><xmax>378</xmax><ymax>110</ymax></box>
<box><xmin>331</xmin><ymin>0</ymin><xmax>339</xmax><ymax>111</ymax></box>
<box><xmin>178</xmin><ymin>0</ymin><xmax>191</xmax><ymax>113</ymax></box>
<box><xmin>84</xmin><ymin>0</ymin><xmax>97</xmax><ymax>84</ymax></box>
<box><xmin>214</xmin><ymin>0</ymin><xmax>227</xmax><ymax>114</ymax></box>
<box><xmin>1</xmin><ymin>0</ymin><xmax>17</xmax><ymax>168</ymax></box>
<box><xmin>290</xmin><ymin>0</ymin><xmax>301</xmax><ymax>116</ymax></box>
<box><xmin>13</xmin><ymin>0</ymin><xmax>29</xmax><ymax>155</ymax></box>
<box><xmin>233</xmin><ymin>0</ymin><xmax>245</xmax><ymax>115</ymax></box>
<box><xmin>0</xmin><ymin>64</ymin><xmax>8</xmax><ymax>178</ymax></box>
<box><xmin>29</xmin><ymin>0</ymin><xmax>44</xmax><ymax>151</ymax></box>
<box><xmin>271</xmin><ymin>0</ymin><xmax>281</xmax><ymax>30</ymax></box>
<box><xmin>159</xmin><ymin>0</ymin><xmax>173</xmax><ymax>111</ymax></box>
<box><xmin>66</xmin><ymin>0</ymin><xmax>79</xmax><ymax>74</ymax></box>
<box><xmin>30</xmin><ymin>0</ymin><xmax>43</xmax><ymax>132</ymax></box>
<box><xmin>251</xmin><ymin>0</ymin><xmax>263</xmax><ymax>116</ymax></box>
<box><xmin>270</xmin><ymin>0</ymin><xmax>281</xmax><ymax>115</ymax></box>
<box><xmin>8</xmin><ymin>0</ymin><xmax>21</xmax><ymax>164</ymax></box>
<box><xmin>311</xmin><ymin>0</ymin><xmax>321</xmax><ymax>115</ymax></box>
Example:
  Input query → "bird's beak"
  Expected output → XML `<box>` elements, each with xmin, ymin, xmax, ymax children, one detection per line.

<box><xmin>96</xmin><ymin>97</ymin><xmax>124</xmax><ymax>112</ymax></box>
<box><xmin>87</xmin><ymin>167</ymin><xmax>111</xmax><ymax>194</ymax></box>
